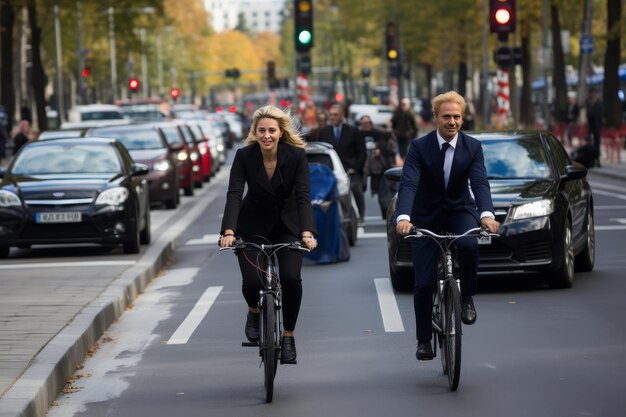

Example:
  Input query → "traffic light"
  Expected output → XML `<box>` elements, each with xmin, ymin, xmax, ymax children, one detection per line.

<box><xmin>170</xmin><ymin>87</ymin><xmax>180</xmax><ymax>101</ymax></box>
<box><xmin>294</xmin><ymin>0</ymin><xmax>313</xmax><ymax>52</ymax></box>
<box><xmin>385</xmin><ymin>22</ymin><xmax>398</xmax><ymax>62</ymax></box>
<box><xmin>224</xmin><ymin>68</ymin><xmax>241</xmax><ymax>79</ymax></box>
<box><xmin>82</xmin><ymin>56</ymin><xmax>93</xmax><ymax>77</ymax></box>
<box><xmin>490</xmin><ymin>0</ymin><xmax>516</xmax><ymax>41</ymax></box>
<box><xmin>128</xmin><ymin>77</ymin><xmax>140</xmax><ymax>93</ymax></box>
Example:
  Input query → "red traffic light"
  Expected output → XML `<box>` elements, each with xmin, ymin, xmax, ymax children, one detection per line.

<box><xmin>494</xmin><ymin>8</ymin><xmax>510</xmax><ymax>24</ymax></box>
<box><xmin>128</xmin><ymin>78</ymin><xmax>140</xmax><ymax>91</ymax></box>
<box><xmin>170</xmin><ymin>87</ymin><xmax>180</xmax><ymax>100</ymax></box>
<box><xmin>82</xmin><ymin>68</ymin><xmax>90</xmax><ymax>77</ymax></box>
<box><xmin>490</xmin><ymin>0</ymin><xmax>516</xmax><ymax>38</ymax></box>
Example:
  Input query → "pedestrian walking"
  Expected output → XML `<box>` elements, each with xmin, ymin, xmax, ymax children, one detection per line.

<box><xmin>12</xmin><ymin>120</ymin><xmax>31</xmax><ymax>156</ymax></box>
<box><xmin>585</xmin><ymin>89</ymin><xmax>603</xmax><ymax>167</ymax></box>
<box><xmin>391</xmin><ymin>97</ymin><xmax>418</xmax><ymax>159</ymax></box>
<box><xmin>317</xmin><ymin>104</ymin><xmax>367</xmax><ymax>223</ymax></box>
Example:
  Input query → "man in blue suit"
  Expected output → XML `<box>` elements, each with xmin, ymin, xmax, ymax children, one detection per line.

<box><xmin>395</xmin><ymin>91</ymin><xmax>500</xmax><ymax>361</ymax></box>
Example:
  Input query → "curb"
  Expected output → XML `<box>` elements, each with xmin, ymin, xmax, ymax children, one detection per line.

<box><xmin>0</xmin><ymin>174</ymin><xmax>226</xmax><ymax>417</ymax></box>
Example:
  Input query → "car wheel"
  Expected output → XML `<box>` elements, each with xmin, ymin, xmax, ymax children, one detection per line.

<box><xmin>140</xmin><ymin>206</ymin><xmax>151</xmax><ymax>245</ymax></box>
<box><xmin>548</xmin><ymin>220</ymin><xmax>575</xmax><ymax>289</ymax></box>
<box><xmin>165</xmin><ymin>196</ymin><xmax>177</xmax><ymax>209</ymax></box>
<box><xmin>184</xmin><ymin>185</ymin><xmax>194</xmax><ymax>196</ymax></box>
<box><xmin>0</xmin><ymin>245</ymin><xmax>9</xmax><ymax>258</ymax></box>
<box><xmin>123</xmin><ymin>213</ymin><xmax>141</xmax><ymax>254</ymax></box>
<box><xmin>575</xmin><ymin>207</ymin><xmax>595</xmax><ymax>272</ymax></box>
<box><xmin>388</xmin><ymin>248</ymin><xmax>414</xmax><ymax>292</ymax></box>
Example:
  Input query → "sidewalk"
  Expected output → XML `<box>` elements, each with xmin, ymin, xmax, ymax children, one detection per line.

<box><xmin>0</xmin><ymin>172</ymin><xmax>226</xmax><ymax>417</ymax></box>
<box><xmin>0</xmin><ymin>148</ymin><xmax>625</xmax><ymax>417</ymax></box>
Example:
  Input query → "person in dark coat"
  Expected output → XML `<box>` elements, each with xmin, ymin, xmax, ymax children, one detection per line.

<box><xmin>317</xmin><ymin>104</ymin><xmax>367</xmax><ymax>223</ymax></box>
<box><xmin>391</xmin><ymin>97</ymin><xmax>418</xmax><ymax>159</ymax></box>
<box><xmin>585</xmin><ymin>89</ymin><xmax>603</xmax><ymax>167</ymax></box>
<box><xmin>12</xmin><ymin>120</ymin><xmax>31</xmax><ymax>155</ymax></box>
<box><xmin>219</xmin><ymin>105</ymin><xmax>317</xmax><ymax>365</ymax></box>
<box><xmin>394</xmin><ymin>91</ymin><xmax>499</xmax><ymax>361</ymax></box>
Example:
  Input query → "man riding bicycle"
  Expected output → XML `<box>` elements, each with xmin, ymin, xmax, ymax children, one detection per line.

<box><xmin>394</xmin><ymin>91</ymin><xmax>500</xmax><ymax>361</ymax></box>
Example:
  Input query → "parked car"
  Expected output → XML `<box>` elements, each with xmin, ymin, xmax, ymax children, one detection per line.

<box><xmin>87</xmin><ymin>124</ymin><xmax>180</xmax><ymax>209</ymax></box>
<box><xmin>185</xmin><ymin>121</ymin><xmax>213</xmax><ymax>182</ymax></box>
<box><xmin>0</xmin><ymin>138</ymin><xmax>151</xmax><ymax>257</ymax></box>
<box><xmin>384</xmin><ymin>131</ymin><xmax>595</xmax><ymax>291</ymax></box>
<box><xmin>174</xmin><ymin>121</ymin><xmax>204</xmax><ymax>189</ymax></box>
<box><xmin>60</xmin><ymin>104</ymin><xmax>130</xmax><ymax>129</ymax></box>
<box><xmin>305</xmin><ymin>141</ymin><xmax>359</xmax><ymax>246</ymax></box>
<box><xmin>38</xmin><ymin>129</ymin><xmax>87</xmax><ymax>140</ymax></box>
<box><xmin>349</xmin><ymin>104</ymin><xmax>393</xmax><ymax>128</ymax></box>
<box><xmin>155</xmin><ymin>122</ymin><xmax>195</xmax><ymax>197</ymax></box>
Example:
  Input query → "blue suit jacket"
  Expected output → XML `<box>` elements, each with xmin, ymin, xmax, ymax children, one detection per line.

<box><xmin>395</xmin><ymin>130</ymin><xmax>494</xmax><ymax>228</ymax></box>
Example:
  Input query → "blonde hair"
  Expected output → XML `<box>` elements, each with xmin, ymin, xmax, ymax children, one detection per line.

<box><xmin>432</xmin><ymin>91</ymin><xmax>466</xmax><ymax>118</ymax></box>
<box><xmin>245</xmin><ymin>105</ymin><xmax>306</xmax><ymax>148</ymax></box>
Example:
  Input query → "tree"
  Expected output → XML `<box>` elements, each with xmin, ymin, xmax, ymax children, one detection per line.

<box><xmin>0</xmin><ymin>0</ymin><xmax>16</xmax><ymax>132</ymax></box>
<box><xmin>551</xmin><ymin>3</ymin><xmax>568</xmax><ymax>124</ymax></box>
<box><xmin>602</xmin><ymin>0</ymin><xmax>622</xmax><ymax>128</ymax></box>
<box><xmin>26</xmin><ymin>0</ymin><xmax>48</xmax><ymax>132</ymax></box>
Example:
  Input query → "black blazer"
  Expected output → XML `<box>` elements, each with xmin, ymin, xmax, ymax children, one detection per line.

<box><xmin>221</xmin><ymin>142</ymin><xmax>317</xmax><ymax>239</ymax></box>
<box><xmin>317</xmin><ymin>123</ymin><xmax>366</xmax><ymax>175</ymax></box>
<box><xmin>396</xmin><ymin>130</ymin><xmax>494</xmax><ymax>228</ymax></box>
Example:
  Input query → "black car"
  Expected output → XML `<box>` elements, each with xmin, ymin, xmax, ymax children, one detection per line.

<box><xmin>385</xmin><ymin>131</ymin><xmax>595</xmax><ymax>291</ymax></box>
<box><xmin>0</xmin><ymin>138</ymin><xmax>151</xmax><ymax>257</ymax></box>
<box><xmin>87</xmin><ymin>124</ymin><xmax>180</xmax><ymax>209</ymax></box>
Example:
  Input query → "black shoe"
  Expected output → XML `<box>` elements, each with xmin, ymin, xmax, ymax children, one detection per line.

<box><xmin>416</xmin><ymin>341</ymin><xmax>434</xmax><ymax>361</ymax></box>
<box><xmin>461</xmin><ymin>295</ymin><xmax>477</xmax><ymax>325</ymax></box>
<box><xmin>245</xmin><ymin>310</ymin><xmax>259</xmax><ymax>342</ymax></box>
<box><xmin>281</xmin><ymin>336</ymin><xmax>297</xmax><ymax>364</ymax></box>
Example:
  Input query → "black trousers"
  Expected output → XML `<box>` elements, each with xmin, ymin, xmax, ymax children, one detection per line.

<box><xmin>237</xmin><ymin>221</ymin><xmax>303</xmax><ymax>332</ymax></box>
<box><xmin>410</xmin><ymin>210</ymin><xmax>479</xmax><ymax>342</ymax></box>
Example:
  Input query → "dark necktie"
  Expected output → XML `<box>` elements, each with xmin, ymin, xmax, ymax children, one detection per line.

<box><xmin>441</xmin><ymin>142</ymin><xmax>451</xmax><ymax>186</ymax></box>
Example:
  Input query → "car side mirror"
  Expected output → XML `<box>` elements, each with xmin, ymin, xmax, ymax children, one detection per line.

<box><xmin>384</xmin><ymin>167</ymin><xmax>402</xmax><ymax>182</ymax></box>
<box><xmin>562</xmin><ymin>164</ymin><xmax>587</xmax><ymax>182</ymax></box>
<box><xmin>131</xmin><ymin>163</ymin><xmax>150</xmax><ymax>177</ymax></box>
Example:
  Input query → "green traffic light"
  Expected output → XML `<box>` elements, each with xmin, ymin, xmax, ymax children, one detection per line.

<box><xmin>298</xmin><ymin>30</ymin><xmax>312</xmax><ymax>45</ymax></box>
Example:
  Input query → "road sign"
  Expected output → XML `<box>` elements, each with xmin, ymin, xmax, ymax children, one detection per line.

<box><xmin>494</xmin><ymin>46</ymin><xmax>522</xmax><ymax>68</ymax></box>
<box><xmin>580</xmin><ymin>34</ymin><xmax>594</xmax><ymax>54</ymax></box>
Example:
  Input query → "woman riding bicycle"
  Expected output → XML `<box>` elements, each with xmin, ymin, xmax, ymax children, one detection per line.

<box><xmin>219</xmin><ymin>105</ymin><xmax>317</xmax><ymax>365</ymax></box>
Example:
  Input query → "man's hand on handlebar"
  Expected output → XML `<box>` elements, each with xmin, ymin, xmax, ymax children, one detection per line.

<box><xmin>396</xmin><ymin>219</ymin><xmax>413</xmax><ymax>236</ymax></box>
<box><xmin>480</xmin><ymin>217</ymin><xmax>500</xmax><ymax>234</ymax></box>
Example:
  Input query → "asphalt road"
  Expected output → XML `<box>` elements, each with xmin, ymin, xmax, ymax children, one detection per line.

<box><xmin>41</xmin><ymin>169</ymin><xmax>626</xmax><ymax>417</ymax></box>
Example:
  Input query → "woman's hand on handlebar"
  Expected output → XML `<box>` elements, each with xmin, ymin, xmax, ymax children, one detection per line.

<box><xmin>396</xmin><ymin>219</ymin><xmax>414</xmax><ymax>236</ymax></box>
<box><xmin>301</xmin><ymin>231</ymin><xmax>317</xmax><ymax>251</ymax></box>
<box><xmin>219</xmin><ymin>230</ymin><xmax>236</xmax><ymax>248</ymax></box>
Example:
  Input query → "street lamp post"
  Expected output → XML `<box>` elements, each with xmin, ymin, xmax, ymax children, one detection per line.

<box><xmin>108</xmin><ymin>7</ymin><xmax>118</xmax><ymax>102</ymax></box>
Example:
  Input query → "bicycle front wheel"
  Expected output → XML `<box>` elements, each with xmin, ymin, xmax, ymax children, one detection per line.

<box><xmin>443</xmin><ymin>281</ymin><xmax>462</xmax><ymax>391</ymax></box>
<box><xmin>262</xmin><ymin>294</ymin><xmax>277</xmax><ymax>402</ymax></box>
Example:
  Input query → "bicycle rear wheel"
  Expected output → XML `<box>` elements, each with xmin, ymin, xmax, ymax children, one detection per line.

<box><xmin>442</xmin><ymin>281</ymin><xmax>462</xmax><ymax>390</ymax></box>
<box><xmin>262</xmin><ymin>294</ymin><xmax>277</xmax><ymax>402</ymax></box>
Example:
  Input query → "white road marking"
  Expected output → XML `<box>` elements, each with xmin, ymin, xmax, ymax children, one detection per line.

<box><xmin>595</xmin><ymin>225</ymin><xmax>626</xmax><ymax>231</ymax></box>
<box><xmin>0</xmin><ymin>260</ymin><xmax>136</xmax><ymax>270</ymax></box>
<box><xmin>609</xmin><ymin>218</ymin><xmax>626</xmax><ymax>224</ymax></box>
<box><xmin>166</xmin><ymin>286</ymin><xmax>223</xmax><ymax>345</ymax></box>
<box><xmin>186</xmin><ymin>234</ymin><xmax>221</xmax><ymax>245</ymax></box>
<box><xmin>595</xmin><ymin>205</ymin><xmax>626</xmax><ymax>210</ymax></box>
<box><xmin>591</xmin><ymin>188</ymin><xmax>626</xmax><ymax>201</ymax></box>
<box><xmin>358</xmin><ymin>228</ymin><xmax>387</xmax><ymax>238</ymax></box>
<box><xmin>374</xmin><ymin>278</ymin><xmax>405</xmax><ymax>333</ymax></box>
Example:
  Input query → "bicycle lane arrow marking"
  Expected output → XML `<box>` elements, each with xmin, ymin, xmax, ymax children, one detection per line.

<box><xmin>166</xmin><ymin>286</ymin><xmax>223</xmax><ymax>345</ymax></box>
<box><xmin>374</xmin><ymin>278</ymin><xmax>405</xmax><ymax>332</ymax></box>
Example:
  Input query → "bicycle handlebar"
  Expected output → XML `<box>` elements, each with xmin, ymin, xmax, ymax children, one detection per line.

<box><xmin>404</xmin><ymin>226</ymin><xmax>499</xmax><ymax>242</ymax></box>
<box><xmin>219</xmin><ymin>239</ymin><xmax>310</xmax><ymax>253</ymax></box>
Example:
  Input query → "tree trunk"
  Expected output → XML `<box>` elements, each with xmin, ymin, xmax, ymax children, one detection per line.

<box><xmin>551</xmin><ymin>5</ymin><xmax>568</xmax><ymax>124</ymax></box>
<box><xmin>603</xmin><ymin>0</ymin><xmax>622</xmax><ymax>128</ymax></box>
<box><xmin>26</xmin><ymin>1</ymin><xmax>47</xmax><ymax>132</ymax></box>
<box><xmin>0</xmin><ymin>0</ymin><xmax>16</xmax><ymax>132</ymax></box>
<box><xmin>458</xmin><ymin>61</ymin><xmax>467</xmax><ymax>98</ymax></box>
<box><xmin>520</xmin><ymin>18</ymin><xmax>533</xmax><ymax>128</ymax></box>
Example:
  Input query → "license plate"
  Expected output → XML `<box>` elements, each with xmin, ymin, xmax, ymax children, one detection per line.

<box><xmin>36</xmin><ymin>212</ymin><xmax>82</xmax><ymax>223</ymax></box>
<box><xmin>477</xmin><ymin>235</ymin><xmax>491</xmax><ymax>245</ymax></box>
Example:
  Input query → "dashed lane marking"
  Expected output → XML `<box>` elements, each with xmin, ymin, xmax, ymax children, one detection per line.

<box><xmin>166</xmin><ymin>286</ymin><xmax>223</xmax><ymax>345</ymax></box>
<box><xmin>374</xmin><ymin>278</ymin><xmax>405</xmax><ymax>333</ymax></box>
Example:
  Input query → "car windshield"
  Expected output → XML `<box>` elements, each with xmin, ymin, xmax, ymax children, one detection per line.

<box><xmin>11</xmin><ymin>144</ymin><xmax>121</xmax><ymax>175</ymax></box>
<box><xmin>482</xmin><ymin>137</ymin><xmax>552</xmax><ymax>179</ymax></box>
<box><xmin>161</xmin><ymin>127</ymin><xmax>183</xmax><ymax>145</ymax></box>
<box><xmin>90</xmin><ymin>128</ymin><xmax>164</xmax><ymax>150</ymax></box>
<box><xmin>81</xmin><ymin>111</ymin><xmax>125</xmax><ymax>121</ymax></box>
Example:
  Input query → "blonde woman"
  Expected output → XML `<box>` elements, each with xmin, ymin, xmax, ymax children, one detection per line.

<box><xmin>219</xmin><ymin>106</ymin><xmax>317</xmax><ymax>364</ymax></box>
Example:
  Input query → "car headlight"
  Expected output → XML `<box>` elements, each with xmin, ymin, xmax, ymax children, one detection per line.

<box><xmin>509</xmin><ymin>199</ymin><xmax>554</xmax><ymax>220</ymax></box>
<box><xmin>153</xmin><ymin>160</ymin><xmax>171</xmax><ymax>172</ymax></box>
<box><xmin>96</xmin><ymin>187</ymin><xmax>129</xmax><ymax>206</ymax></box>
<box><xmin>177</xmin><ymin>151</ymin><xmax>189</xmax><ymax>161</ymax></box>
<box><xmin>0</xmin><ymin>190</ymin><xmax>21</xmax><ymax>207</ymax></box>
